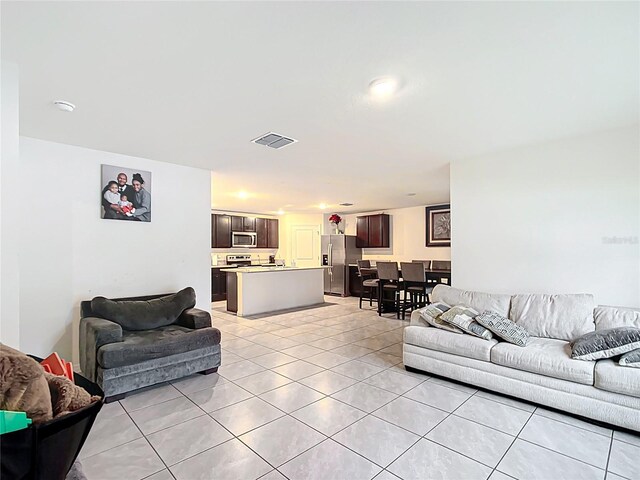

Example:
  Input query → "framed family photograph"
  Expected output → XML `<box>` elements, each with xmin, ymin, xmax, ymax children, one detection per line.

<box><xmin>101</xmin><ymin>165</ymin><xmax>152</xmax><ymax>222</ymax></box>
<box><xmin>425</xmin><ymin>204</ymin><xmax>451</xmax><ymax>247</ymax></box>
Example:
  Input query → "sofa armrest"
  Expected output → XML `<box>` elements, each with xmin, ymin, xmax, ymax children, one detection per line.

<box><xmin>79</xmin><ymin>317</ymin><xmax>123</xmax><ymax>382</ymax></box>
<box><xmin>176</xmin><ymin>308</ymin><xmax>212</xmax><ymax>330</ymax></box>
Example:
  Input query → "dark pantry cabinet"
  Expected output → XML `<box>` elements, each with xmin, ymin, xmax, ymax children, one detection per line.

<box><xmin>355</xmin><ymin>213</ymin><xmax>390</xmax><ymax>248</ymax></box>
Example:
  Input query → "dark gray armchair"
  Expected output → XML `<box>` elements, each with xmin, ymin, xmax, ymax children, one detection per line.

<box><xmin>79</xmin><ymin>287</ymin><xmax>221</xmax><ymax>402</ymax></box>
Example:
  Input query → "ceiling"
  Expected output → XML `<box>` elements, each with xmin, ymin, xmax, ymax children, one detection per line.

<box><xmin>2</xmin><ymin>2</ymin><xmax>638</xmax><ymax>214</ymax></box>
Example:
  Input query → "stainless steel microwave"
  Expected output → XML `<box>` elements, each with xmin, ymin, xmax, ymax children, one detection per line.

<box><xmin>232</xmin><ymin>231</ymin><xmax>257</xmax><ymax>248</ymax></box>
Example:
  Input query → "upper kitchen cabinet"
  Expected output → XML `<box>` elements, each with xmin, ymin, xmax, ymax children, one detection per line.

<box><xmin>355</xmin><ymin>213</ymin><xmax>390</xmax><ymax>248</ymax></box>
<box><xmin>243</xmin><ymin>216</ymin><xmax>256</xmax><ymax>232</ymax></box>
<box><xmin>256</xmin><ymin>218</ymin><xmax>268</xmax><ymax>248</ymax></box>
<box><xmin>267</xmin><ymin>218</ymin><xmax>279</xmax><ymax>248</ymax></box>
<box><xmin>230</xmin><ymin>215</ymin><xmax>255</xmax><ymax>232</ymax></box>
<box><xmin>256</xmin><ymin>217</ymin><xmax>279</xmax><ymax>248</ymax></box>
<box><xmin>231</xmin><ymin>215</ymin><xmax>243</xmax><ymax>232</ymax></box>
<box><xmin>213</xmin><ymin>214</ymin><xmax>277</xmax><ymax>249</ymax></box>
<box><xmin>212</xmin><ymin>214</ymin><xmax>232</xmax><ymax>248</ymax></box>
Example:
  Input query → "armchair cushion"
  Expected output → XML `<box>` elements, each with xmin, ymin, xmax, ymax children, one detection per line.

<box><xmin>97</xmin><ymin>325</ymin><xmax>221</xmax><ymax>369</ymax></box>
<box><xmin>175</xmin><ymin>308</ymin><xmax>212</xmax><ymax>330</ymax></box>
<box><xmin>90</xmin><ymin>287</ymin><xmax>196</xmax><ymax>330</ymax></box>
<box><xmin>79</xmin><ymin>317</ymin><xmax>123</xmax><ymax>382</ymax></box>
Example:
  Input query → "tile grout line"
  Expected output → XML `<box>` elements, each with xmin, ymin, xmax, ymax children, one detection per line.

<box><xmin>487</xmin><ymin>401</ymin><xmax>536</xmax><ymax>478</ymax></box>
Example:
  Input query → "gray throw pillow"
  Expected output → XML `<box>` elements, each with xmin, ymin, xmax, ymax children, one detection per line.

<box><xmin>571</xmin><ymin>327</ymin><xmax>640</xmax><ymax>361</ymax></box>
<box><xmin>476</xmin><ymin>311</ymin><xmax>529</xmax><ymax>347</ymax></box>
<box><xmin>91</xmin><ymin>287</ymin><xmax>196</xmax><ymax>330</ymax></box>
<box><xmin>419</xmin><ymin>302</ymin><xmax>463</xmax><ymax>334</ymax></box>
<box><xmin>439</xmin><ymin>306</ymin><xmax>493</xmax><ymax>341</ymax></box>
<box><xmin>619</xmin><ymin>348</ymin><xmax>640</xmax><ymax>368</ymax></box>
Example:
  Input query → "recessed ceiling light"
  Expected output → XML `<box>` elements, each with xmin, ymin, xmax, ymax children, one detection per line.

<box><xmin>318</xmin><ymin>203</ymin><xmax>328</xmax><ymax>209</ymax></box>
<box><xmin>237</xmin><ymin>191</ymin><xmax>249</xmax><ymax>199</ymax></box>
<box><xmin>53</xmin><ymin>100</ymin><xmax>75</xmax><ymax>112</ymax></box>
<box><xmin>368</xmin><ymin>77</ymin><xmax>398</xmax><ymax>97</ymax></box>
<box><xmin>339</xmin><ymin>203</ymin><xmax>354</xmax><ymax>206</ymax></box>
<box><xmin>276</xmin><ymin>209</ymin><xmax>285</xmax><ymax>215</ymax></box>
<box><xmin>407</xmin><ymin>193</ymin><xmax>416</xmax><ymax>197</ymax></box>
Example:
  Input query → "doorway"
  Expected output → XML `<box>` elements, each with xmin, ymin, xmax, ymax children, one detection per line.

<box><xmin>290</xmin><ymin>224</ymin><xmax>321</xmax><ymax>267</ymax></box>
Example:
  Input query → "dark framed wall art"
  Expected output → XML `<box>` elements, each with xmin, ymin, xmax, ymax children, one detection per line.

<box><xmin>425</xmin><ymin>204</ymin><xmax>451</xmax><ymax>247</ymax></box>
<box><xmin>101</xmin><ymin>164</ymin><xmax>152</xmax><ymax>222</ymax></box>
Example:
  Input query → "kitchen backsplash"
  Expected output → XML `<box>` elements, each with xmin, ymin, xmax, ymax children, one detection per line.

<box><xmin>211</xmin><ymin>251</ymin><xmax>278</xmax><ymax>265</ymax></box>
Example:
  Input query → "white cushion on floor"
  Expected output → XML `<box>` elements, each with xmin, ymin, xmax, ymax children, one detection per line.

<box><xmin>404</xmin><ymin>325</ymin><xmax>498</xmax><ymax>362</ymax></box>
<box><xmin>595</xmin><ymin>359</ymin><xmax>640</xmax><ymax>398</ymax></box>
<box><xmin>491</xmin><ymin>337</ymin><xmax>595</xmax><ymax>385</ymax></box>
<box><xmin>430</xmin><ymin>285</ymin><xmax>512</xmax><ymax>318</ymax></box>
<box><xmin>510</xmin><ymin>293</ymin><xmax>595</xmax><ymax>341</ymax></box>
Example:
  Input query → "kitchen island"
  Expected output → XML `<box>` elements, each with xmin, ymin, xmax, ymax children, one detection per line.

<box><xmin>221</xmin><ymin>266</ymin><xmax>326</xmax><ymax>317</ymax></box>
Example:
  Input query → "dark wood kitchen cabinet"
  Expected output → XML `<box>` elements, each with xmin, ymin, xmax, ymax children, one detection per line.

<box><xmin>243</xmin><ymin>217</ymin><xmax>256</xmax><ymax>232</ymax></box>
<box><xmin>355</xmin><ymin>214</ymin><xmax>390</xmax><ymax>248</ymax></box>
<box><xmin>212</xmin><ymin>214</ymin><xmax>277</xmax><ymax>249</ymax></box>
<box><xmin>267</xmin><ymin>219</ymin><xmax>279</xmax><ymax>248</ymax></box>
<box><xmin>256</xmin><ymin>218</ymin><xmax>268</xmax><ymax>248</ymax></box>
<box><xmin>231</xmin><ymin>215</ymin><xmax>243</xmax><ymax>232</ymax></box>
<box><xmin>256</xmin><ymin>218</ymin><xmax>279</xmax><ymax>249</ymax></box>
<box><xmin>356</xmin><ymin>217</ymin><xmax>369</xmax><ymax>248</ymax></box>
<box><xmin>211</xmin><ymin>268</ymin><xmax>228</xmax><ymax>301</ymax></box>
<box><xmin>211</xmin><ymin>214</ymin><xmax>232</xmax><ymax>248</ymax></box>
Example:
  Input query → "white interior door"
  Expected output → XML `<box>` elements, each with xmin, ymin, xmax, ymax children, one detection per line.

<box><xmin>291</xmin><ymin>224</ymin><xmax>321</xmax><ymax>267</ymax></box>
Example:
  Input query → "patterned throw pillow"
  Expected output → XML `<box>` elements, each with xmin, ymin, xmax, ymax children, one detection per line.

<box><xmin>571</xmin><ymin>327</ymin><xmax>640</xmax><ymax>361</ymax></box>
<box><xmin>619</xmin><ymin>348</ymin><xmax>640</xmax><ymax>368</ymax></box>
<box><xmin>419</xmin><ymin>302</ymin><xmax>463</xmax><ymax>334</ymax></box>
<box><xmin>476</xmin><ymin>311</ymin><xmax>530</xmax><ymax>347</ymax></box>
<box><xmin>439</xmin><ymin>306</ymin><xmax>493</xmax><ymax>341</ymax></box>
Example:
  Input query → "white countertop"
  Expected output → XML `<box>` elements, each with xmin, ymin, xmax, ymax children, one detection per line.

<box><xmin>221</xmin><ymin>266</ymin><xmax>327</xmax><ymax>274</ymax></box>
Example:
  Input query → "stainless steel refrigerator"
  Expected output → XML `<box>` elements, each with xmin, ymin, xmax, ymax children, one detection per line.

<box><xmin>322</xmin><ymin>235</ymin><xmax>362</xmax><ymax>296</ymax></box>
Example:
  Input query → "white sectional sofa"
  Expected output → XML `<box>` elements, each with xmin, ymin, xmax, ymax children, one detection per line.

<box><xmin>404</xmin><ymin>285</ymin><xmax>640</xmax><ymax>431</ymax></box>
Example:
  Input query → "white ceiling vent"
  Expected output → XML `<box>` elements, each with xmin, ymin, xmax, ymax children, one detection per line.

<box><xmin>252</xmin><ymin>132</ymin><xmax>297</xmax><ymax>149</ymax></box>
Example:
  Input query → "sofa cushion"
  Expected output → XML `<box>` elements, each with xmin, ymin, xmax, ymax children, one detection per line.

<box><xmin>431</xmin><ymin>285</ymin><xmax>512</xmax><ymax>318</ymax></box>
<box><xmin>439</xmin><ymin>306</ymin><xmax>493</xmax><ymax>340</ymax></box>
<box><xmin>97</xmin><ymin>325</ymin><xmax>221</xmax><ymax>368</ymax></box>
<box><xmin>476</xmin><ymin>311</ymin><xmax>529</xmax><ymax>347</ymax></box>
<box><xmin>491</xmin><ymin>337</ymin><xmax>595</xmax><ymax>385</ymax></box>
<box><xmin>91</xmin><ymin>287</ymin><xmax>196</xmax><ymax>330</ymax></box>
<box><xmin>619</xmin><ymin>349</ymin><xmax>640</xmax><ymax>368</ymax></box>
<box><xmin>404</xmin><ymin>325</ymin><xmax>498</xmax><ymax>362</ymax></box>
<box><xmin>416</xmin><ymin>302</ymin><xmax>463</xmax><ymax>334</ymax></box>
<box><xmin>595</xmin><ymin>359</ymin><xmax>640</xmax><ymax>398</ymax></box>
<box><xmin>570</xmin><ymin>327</ymin><xmax>640</xmax><ymax>361</ymax></box>
<box><xmin>594</xmin><ymin>306</ymin><xmax>640</xmax><ymax>330</ymax></box>
<box><xmin>510</xmin><ymin>293</ymin><xmax>595</xmax><ymax>341</ymax></box>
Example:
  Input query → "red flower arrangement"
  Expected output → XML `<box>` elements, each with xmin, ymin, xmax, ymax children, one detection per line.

<box><xmin>329</xmin><ymin>214</ymin><xmax>342</xmax><ymax>225</ymax></box>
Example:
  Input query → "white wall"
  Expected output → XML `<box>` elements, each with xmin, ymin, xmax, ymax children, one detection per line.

<box><xmin>0</xmin><ymin>62</ymin><xmax>21</xmax><ymax>349</ymax></box>
<box><xmin>451</xmin><ymin>127</ymin><xmax>640</xmax><ymax>307</ymax></box>
<box><xmin>332</xmin><ymin>207</ymin><xmax>451</xmax><ymax>263</ymax></box>
<box><xmin>19</xmin><ymin>138</ymin><xmax>212</xmax><ymax>361</ymax></box>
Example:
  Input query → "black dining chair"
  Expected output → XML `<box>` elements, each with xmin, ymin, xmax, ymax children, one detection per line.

<box><xmin>357</xmin><ymin>259</ymin><xmax>379</xmax><ymax>309</ymax></box>
<box><xmin>429</xmin><ymin>260</ymin><xmax>452</xmax><ymax>287</ymax></box>
<box><xmin>412</xmin><ymin>259</ymin><xmax>432</xmax><ymax>270</ymax></box>
<box><xmin>401</xmin><ymin>262</ymin><xmax>432</xmax><ymax>319</ymax></box>
<box><xmin>376</xmin><ymin>261</ymin><xmax>403</xmax><ymax>318</ymax></box>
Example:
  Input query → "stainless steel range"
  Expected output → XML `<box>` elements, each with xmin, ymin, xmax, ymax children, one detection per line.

<box><xmin>226</xmin><ymin>254</ymin><xmax>252</xmax><ymax>267</ymax></box>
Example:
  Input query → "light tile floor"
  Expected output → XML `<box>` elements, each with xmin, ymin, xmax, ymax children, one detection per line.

<box><xmin>80</xmin><ymin>296</ymin><xmax>640</xmax><ymax>480</ymax></box>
